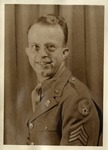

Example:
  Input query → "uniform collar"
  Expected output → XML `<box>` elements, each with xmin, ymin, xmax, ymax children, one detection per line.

<box><xmin>41</xmin><ymin>67</ymin><xmax>72</xmax><ymax>98</ymax></box>
<box><xmin>52</xmin><ymin>68</ymin><xmax>72</xmax><ymax>97</ymax></box>
<box><xmin>40</xmin><ymin>65</ymin><xmax>65</xmax><ymax>96</ymax></box>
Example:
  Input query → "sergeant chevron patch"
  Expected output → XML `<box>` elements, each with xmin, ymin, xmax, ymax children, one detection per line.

<box><xmin>68</xmin><ymin>125</ymin><xmax>88</xmax><ymax>145</ymax></box>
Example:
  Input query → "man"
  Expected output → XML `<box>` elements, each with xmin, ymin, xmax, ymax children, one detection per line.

<box><xmin>25</xmin><ymin>14</ymin><xmax>102</xmax><ymax>145</ymax></box>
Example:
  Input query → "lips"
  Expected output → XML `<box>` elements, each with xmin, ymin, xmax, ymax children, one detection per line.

<box><xmin>36</xmin><ymin>60</ymin><xmax>53</xmax><ymax>67</ymax></box>
<box><xmin>39</xmin><ymin>61</ymin><xmax>51</xmax><ymax>65</ymax></box>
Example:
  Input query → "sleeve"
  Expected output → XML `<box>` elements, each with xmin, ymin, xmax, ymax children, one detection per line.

<box><xmin>60</xmin><ymin>82</ymin><xmax>100</xmax><ymax>146</ymax></box>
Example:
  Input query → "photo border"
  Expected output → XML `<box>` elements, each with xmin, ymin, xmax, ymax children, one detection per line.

<box><xmin>0</xmin><ymin>0</ymin><xmax>108</xmax><ymax>150</ymax></box>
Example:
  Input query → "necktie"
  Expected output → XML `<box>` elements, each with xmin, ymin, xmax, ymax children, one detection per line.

<box><xmin>31</xmin><ymin>83</ymin><xmax>42</xmax><ymax>113</ymax></box>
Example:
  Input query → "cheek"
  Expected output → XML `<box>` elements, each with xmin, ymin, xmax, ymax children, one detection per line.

<box><xmin>50</xmin><ymin>52</ymin><xmax>63</xmax><ymax>63</ymax></box>
<box><xmin>28</xmin><ymin>54</ymin><xmax>36</xmax><ymax>66</ymax></box>
<box><xmin>28</xmin><ymin>52</ymin><xmax>35</xmax><ymax>61</ymax></box>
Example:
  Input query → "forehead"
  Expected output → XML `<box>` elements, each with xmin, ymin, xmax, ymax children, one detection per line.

<box><xmin>28</xmin><ymin>24</ymin><xmax>64</xmax><ymax>44</ymax></box>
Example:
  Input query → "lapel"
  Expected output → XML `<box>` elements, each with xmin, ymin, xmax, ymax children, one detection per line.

<box><xmin>29</xmin><ymin>90</ymin><xmax>58</xmax><ymax>122</ymax></box>
<box><xmin>29</xmin><ymin>68</ymin><xmax>72</xmax><ymax>123</ymax></box>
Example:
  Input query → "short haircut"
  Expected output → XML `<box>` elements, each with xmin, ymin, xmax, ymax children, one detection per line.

<box><xmin>27</xmin><ymin>14</ymin><xmax>68</xmax><ymax>45</ymax></box>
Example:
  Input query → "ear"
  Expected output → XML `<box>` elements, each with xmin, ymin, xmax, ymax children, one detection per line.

<box><xmin>62</xmin><ymin>47</ymin><xmax>70</xmax><ymax>60</ymax></box>
<box><xmin>25</xmin><ymin>47</ymin><xmax>29</xmax><ymax>56</ymax></box>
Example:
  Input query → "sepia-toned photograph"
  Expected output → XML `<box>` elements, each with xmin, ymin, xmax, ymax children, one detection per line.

<box><xmin>4</xmin><ymin>4</ymin><xmax>104</xmax><ymax>147</ymax></box>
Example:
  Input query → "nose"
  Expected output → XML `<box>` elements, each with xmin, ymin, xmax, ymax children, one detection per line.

<box><xmin>39</xmin><ymin>46</ymin><xmax>48</xmax><ymax>58</ymax></box>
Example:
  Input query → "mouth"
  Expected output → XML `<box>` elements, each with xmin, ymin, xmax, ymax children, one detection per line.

<box><xmin>39</xmin><ymin>62</ymin><xmax>51</xmax><ymax>65</ymax></box>
<box><xmin>36</xmin><ymin>61</ymin><xmax>53</xmax><ymax>67</ymax></box>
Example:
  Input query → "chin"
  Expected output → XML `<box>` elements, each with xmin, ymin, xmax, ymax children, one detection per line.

<box><xmin>42</xmin><ymin>70</ymin><xmax>54</xmax><ymax>77</ymax></box>
<box><xmin>42</xmin><ymin>67</ymin><xmax>60</xmax><ymax>78</ymax></box>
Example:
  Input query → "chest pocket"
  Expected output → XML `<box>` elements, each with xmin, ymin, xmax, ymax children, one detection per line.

<box><xmin>32</xmin><ymin>105</ymin><xmax>62</xmax><ymax>135</ymax></box>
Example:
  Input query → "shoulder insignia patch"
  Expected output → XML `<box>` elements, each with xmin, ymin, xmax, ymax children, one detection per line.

<box><xmin>68</xmin><ymin>125</ymin><xmax>88</xmax><ymax>145</ymax></box>
<box><xmin>78</xmin><ymin>99</ymin><xmax>91</xmax><ymax>116</ymax></box>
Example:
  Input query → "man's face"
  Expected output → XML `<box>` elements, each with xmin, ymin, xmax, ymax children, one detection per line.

<box><xmin>26</xmin><ymin>24</ymin><xmax>69</xmax><ymax>81</ymax></box>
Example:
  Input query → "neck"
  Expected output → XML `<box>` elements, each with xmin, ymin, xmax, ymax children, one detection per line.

<box><xmin>36</xmin><ymin>75</ymin><xmax>49</xmax><ymax>83</ymax></box>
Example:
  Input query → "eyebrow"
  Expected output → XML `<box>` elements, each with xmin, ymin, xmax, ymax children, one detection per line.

<box><xmin>28</xmin><ymin>41</ymin><xmax>58</xmax><ymax>45</ymax></box>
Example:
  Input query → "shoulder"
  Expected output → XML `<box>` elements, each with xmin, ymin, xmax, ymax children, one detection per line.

<box><xmin>62</xmin><ymin>75</ymin><xmax>92</xmax><ymax>101</ymax></box>
<box><xmin>62</xmin><ymin>75</ymin><xmax>97</xmax><ymax>117</ymax></box>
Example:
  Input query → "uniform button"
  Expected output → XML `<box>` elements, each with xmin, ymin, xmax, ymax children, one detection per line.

<box><xmin>30</xmin><ymin>142</ymin><xmax>35</xmax><ymax>145</ymax></box>
<box><xmin>45</xmin><ymin>126</ymin><xmax>48</xmax><ymax>130</ymax></box>
<box><xmin>29</xmin><ymin>123</ymin><xmax>34</xmax><ymax>129</ymax></box>
<box><xmin>54</xmin><ymin>89</ymin><xmax>59</xmax><ymax>94</ymax></box>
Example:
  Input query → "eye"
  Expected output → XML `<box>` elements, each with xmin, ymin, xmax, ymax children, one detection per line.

<box><xmin>46</xmin><ymin>43</ymin><xmax>56</xmax><ymax>52</ymax></box>
<box><xmin>33</xmin><ymin>44</ymin><xmax>40</xmax><ymax>51</ymax></box>
<box><xmin>31</xmin><ymin>44</ymin><xmax>40</xmax><ymax>52</ymax></box>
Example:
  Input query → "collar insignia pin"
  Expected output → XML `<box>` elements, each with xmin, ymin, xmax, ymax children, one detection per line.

<box><xmin>45</xmin><ymin>100</ymin><xmax>51</xmax><ymax>107</ymax></box>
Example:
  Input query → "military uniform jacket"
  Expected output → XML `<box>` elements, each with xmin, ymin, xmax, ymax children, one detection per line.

<box><xmin>26</xmin><ymin>68</ymin><xmax>100</xmax><ymax>146</ymax></box>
